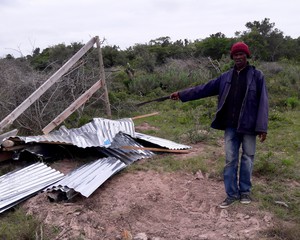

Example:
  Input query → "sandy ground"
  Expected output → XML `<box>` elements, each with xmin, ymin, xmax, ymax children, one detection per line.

<box><xmin>22</xmin><ymin>142</ymin><xmax>275</xmax><ymax>240</ymax></box>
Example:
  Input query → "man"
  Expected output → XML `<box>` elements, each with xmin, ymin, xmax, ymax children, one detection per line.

<box><xmin>170</xmin><ymin>42</ymin><xmax>268</xmax><ymax>208</ymax></box>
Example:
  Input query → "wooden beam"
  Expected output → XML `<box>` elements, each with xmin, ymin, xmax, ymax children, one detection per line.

<box><xmin>96</xmin><ymin>37</ymin><xmax>111</xmax><ymax>117</ymax></box>
<box><xmin>42</xmin><ymin>80</ymin><xmax>103</xmax><ymax>134</ymax></box>
<box><xmin>0</xmin><ymin>37</ymin><xmax>97</xmax><ymax>134</ymax></box>
<box><xmin>131</xmin><ymin>112</ymin><xmax>160</xmax><ymax>120</ymax></box>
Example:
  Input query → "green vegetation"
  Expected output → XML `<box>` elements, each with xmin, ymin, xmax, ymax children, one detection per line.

<box><xmin>0</xmin><ymin>17</ymin><xmax>300</xmax><ymax>239</ymax></box>
<box><xmin>0</xmin><ymin>208</ymin><xmax>56</xmax><ymax>240</ymax></box>
<box><xmin>253</xmin><ymin>110</ymin><xmax>300</xmax><ymax>224</ymax></box>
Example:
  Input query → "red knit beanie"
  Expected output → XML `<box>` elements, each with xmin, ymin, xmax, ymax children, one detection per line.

<box><xmin>230</xmin><ymin>42</ymin><xmax>251</xmax><ymax>58</ymax></box>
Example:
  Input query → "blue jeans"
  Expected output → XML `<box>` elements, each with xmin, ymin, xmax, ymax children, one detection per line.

<box><xmin>224</xmin><ymin>128</ymin><xmax>256</xmax><ymax>199</ymax></box>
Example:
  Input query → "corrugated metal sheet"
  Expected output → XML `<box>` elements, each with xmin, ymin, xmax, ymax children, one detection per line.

<box><xmin>0</xmin><ymin>162</ymin><xmax>64</xmax><ymax>213</ymax></box>
<box><xmin>8</xmin><ymin>118</ymin><xmax>191</xmax><ymax>152</ymax></box>
<box><xmin>14</xmin><ymin>118</ymin><xmax>135</xmax><ymax>148</ymax></box>
<box><xmin>46</xmin><ymin>157</ymin><xmax>126</xmax><ymax>198</ymax></box>
<box><xmin>135</xmin><ymin>132</ymin><xmax>192</xmax><ymax>150</ymax></box>
<box><xmin>99</xmin><ymin>133</ymin><xmax>154</xmax><ymax>165</ymax></box>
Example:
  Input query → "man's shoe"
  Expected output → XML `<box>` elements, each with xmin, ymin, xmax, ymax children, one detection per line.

<box><xmin>240</xmin><ymin>194</ymin><xmax>251</xmax><ymax>204</ymax></box>
<box><xmin>219</xmin><ymin>197</ymin><xmax>237</xmax><ymax>208</ymax></box>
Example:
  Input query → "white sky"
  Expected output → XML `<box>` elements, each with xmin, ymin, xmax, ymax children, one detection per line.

<box><xmin>0</xmin><ymin>0</ymin><xmax>299</xmax><ymax>58</ymax></box>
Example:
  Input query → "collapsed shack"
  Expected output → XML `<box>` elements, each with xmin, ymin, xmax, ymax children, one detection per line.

<box><xmin>0</xmin><ymin>117</ymin><xmax>191</xmax><ymax>213</ymax></box>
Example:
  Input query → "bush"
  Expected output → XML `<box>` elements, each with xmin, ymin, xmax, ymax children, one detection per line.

<box><xmin>285</xmin><ymin>97</ymin><xmax>300</xmax><ymax>110</ymax></box>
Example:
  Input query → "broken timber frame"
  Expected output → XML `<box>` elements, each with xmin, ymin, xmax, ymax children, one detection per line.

<box><xmin>42</xmin><ymin>80</ymin><xmax>103</xmax><ymax>134</ymax></box>
<box><xmin>0</xmin><ymin>36</ymin><xmax>111</xmax><ymax>134</ymax></box>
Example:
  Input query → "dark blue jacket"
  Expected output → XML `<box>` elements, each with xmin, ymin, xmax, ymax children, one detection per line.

<box><xmin>178</xmin><ymin>66</ymin><xmax>268</xmax><ymax>135</ymax></box>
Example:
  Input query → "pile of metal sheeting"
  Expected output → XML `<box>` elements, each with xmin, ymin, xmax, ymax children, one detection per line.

<box><xmin>5</xmin><ymin>118</ymin><xmax>192</xmax><ymax>152</ymax></box>
<box><xmin>0</xmin><ymin>117</ymin><xmax>192</xmax><ymax>211</ymax></box>
<box><xmin>46</xmin><ymin>157</ymin><xmax>126</xmax><ymax>200</ymax></box>
<box><xmin>13</xmin><ymin>118</ymin><xmax>136</xmax><ymax>148</ymax></box>
<box><xmin>0</xmin><ymin>162</ymin><xmax>64</xmax><ymax>213</ymax></box>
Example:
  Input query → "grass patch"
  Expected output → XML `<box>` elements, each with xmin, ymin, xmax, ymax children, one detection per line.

<box><xmin>251</xmin><ymin>110</ymin><xmax>300</xmax><ymax>228</ymax></box>
<box><xmin>255</xmin><ymin>110</ymin><xmax>300</xmax><ymax>180</ymax></box>
<box><xmin>253</xmin><ymin>182</ymin><xmax>300</xmax><ymax>222</ymax></box>
<box><xmin>127</xmin><ymin>154</ymin><xmax>208</xmax><ymax>174</ymax></box>
<box><xmin>0</xmin><ymin>208</ymin><xmax>55</xmax><ymax>240</ymax></box>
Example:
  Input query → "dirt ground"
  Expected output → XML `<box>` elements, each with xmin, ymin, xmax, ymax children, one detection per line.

<box><xmin>22</xmin><ymin>141</ymin><xmax>275</xmax><ymax>240</ymax></box>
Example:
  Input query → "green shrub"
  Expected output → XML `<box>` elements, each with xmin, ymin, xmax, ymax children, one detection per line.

<box><xmin>285</xmin><ymin>97</ymin><xmax>300</xmax><ymax>110</ymax></box>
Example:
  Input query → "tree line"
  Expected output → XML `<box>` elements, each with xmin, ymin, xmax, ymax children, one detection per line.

<box><xmin>4</xmin><ymin>18</ymin><xmax>300</xmax><ymax>73</ymax></box>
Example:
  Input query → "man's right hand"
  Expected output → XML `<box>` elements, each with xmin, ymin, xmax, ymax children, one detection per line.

<box><xmin>170</xmin><ymin>92</ymin><xmax>180</xmax><ymax>100</ymax></box>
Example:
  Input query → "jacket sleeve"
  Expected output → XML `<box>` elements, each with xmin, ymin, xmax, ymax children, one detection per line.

<box><xmin>178</xmin><ymin>77</ymin><xmax>221</xmax><ymax>102</ymax></box>
<box><xmin>255</xmin><ymin>72</ymin><xmax>269</xmax><ymax>133</ymax></box>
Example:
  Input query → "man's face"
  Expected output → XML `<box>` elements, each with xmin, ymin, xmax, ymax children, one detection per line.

<box><xmin>232</xmin><ymin>52</ymin><xmax>247</xmax><ymax>70</ymax></box>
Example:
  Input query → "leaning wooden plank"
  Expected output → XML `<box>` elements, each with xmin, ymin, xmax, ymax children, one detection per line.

<box><xmin>42</xmin><ymin>80</ymin><xmax>103</xmax><ymax>134</ymax></box>
<box><xmin>121</xmin><ymin>146</ymin><xmax>190</xmax><ymax>154</ymax></box>
<box><xmin>0</xmin><ymin>37</ymin><xmax>97</xmax><ymax>134</ymax></box>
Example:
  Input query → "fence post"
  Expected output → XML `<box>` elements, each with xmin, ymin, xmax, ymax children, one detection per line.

<box><xmin>96</xmin><ymin>36</ymin><xmax>111</xmax><ymax>117</ymax></box>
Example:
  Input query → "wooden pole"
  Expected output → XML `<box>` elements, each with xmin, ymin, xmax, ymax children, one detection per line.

<box><xmin>96</xmin><ymin>36</ymin><xmax>111</xmax><ymax>117</ymax></box>
<box><xmin>131</xmin><ymin>112</ymin><xmax>160</xmax><ymax>120</ymax></box>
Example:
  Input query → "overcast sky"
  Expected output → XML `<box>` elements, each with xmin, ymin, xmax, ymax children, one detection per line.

<box><xmin>0</xmin><ymin>0</ymin><xmax>299</xmax><ymax>58</ymax></box>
